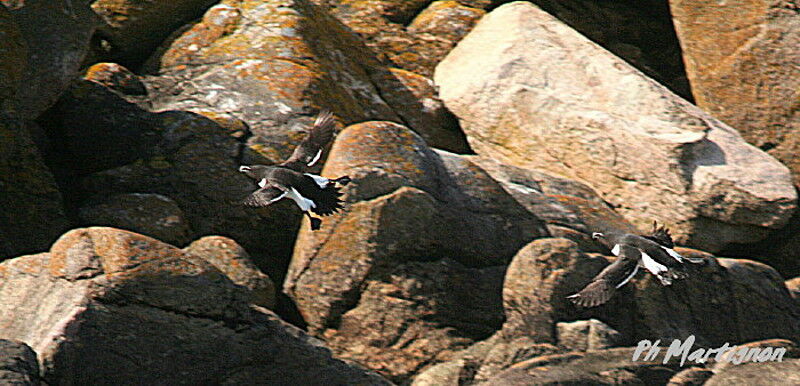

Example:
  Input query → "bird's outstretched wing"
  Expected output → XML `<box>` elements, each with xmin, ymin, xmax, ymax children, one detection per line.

<box><xmin>242</xmin><ymin>186</ymin><xmax>287</xmax><ymax>207</ymax></box>
<box><xmin>568</xmin><ymin>246</ymin><xmax>640</xmax><ymax>307</ymax></box>
<box><xmin>280</xmin><ymin>110</ymin><xmax>336</xmax><ymax>171</ymax></box>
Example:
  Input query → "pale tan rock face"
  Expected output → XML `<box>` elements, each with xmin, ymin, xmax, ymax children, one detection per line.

<box><xmin>434</xmin><ymin>1</ymin><xmax>797</xmax><ymax>252</ymax></box>
<box><xmin>670</xmin><ymin>0</ymin><xmax>800</xmax><ymax>184</ymax></box>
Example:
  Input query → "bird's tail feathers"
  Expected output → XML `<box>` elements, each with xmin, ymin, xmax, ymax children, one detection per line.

<box><xmin>309</xmin><ymin>183</ymin><xmax>344</xmax><ymax>216</ymax></box>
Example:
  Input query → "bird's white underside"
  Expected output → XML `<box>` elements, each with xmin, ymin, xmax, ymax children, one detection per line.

<box><xmin>258</xmin><ymin>178</ymin><xmax>268</xmax><ymax>188</ymax></box>
<box><xmin>612</xmin><ymin>243</ymin><xmax>671</xmax><ymax>284</ymax></box>
<box><xmin>287</xmin><ymin>187</ymin><xmax>316</xmax><ymax>211</ymax></box>
<box><xmin>304</xmin><ymin>173</ymin><xmax>329</xmax><ymax>188</ymax></box>
<box><xmin>639</xmin><ymin>252</ymin><xmax>667</xmax><ymax>273</ymax></box>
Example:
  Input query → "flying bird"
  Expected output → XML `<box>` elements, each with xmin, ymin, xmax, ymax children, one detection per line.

<box><xmin>238</xmin><ymin>110</ymin><xmax>351</xmax><ymax>230</ymax></box>
<box><xmin>567</xmin><ymin>223</ymin><xmax>703</xmax><ymax>307</ymax></box>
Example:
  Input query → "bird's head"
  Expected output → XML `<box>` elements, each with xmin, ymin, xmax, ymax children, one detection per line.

<box><xmin>238</xmin><ymin>165</ymin><xmax>257</xmax><ymax>180</ymax></box>
<box><xmin>591</xmin><ymin>232</ymin><xmax>605</xmax><ymax>240</ymax></box>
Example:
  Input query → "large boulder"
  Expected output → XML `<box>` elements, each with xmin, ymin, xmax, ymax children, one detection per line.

<box><xmin>285</xmin><ymin>121</ymin><xmax>546</xmax><ymax>381</ymax></box>
<box><xmin>92</xmin><ymin>0</ymin><xmax>218</xmax><ymax>66</ymax></box>
<box><xmin>144</xmin><ymin>0</ymin><xmax>465</xmax><ymax>155</ymax></box>
<box><xmin>501</xmin><ymin>238</ymin><xmax>800</xmax><ymax>348</ymax></box>
<box><xmin>0</xmin><ymin>116</ymin><xmax>70</xmax><ymax>259</ymax></box>
<box><xmin>0</xmin><ymin>339</ymin><xmax>40</xmax><ymax>385</ymax></box>
<box><xmin>435</xmin><ymin>1</ymin><xmax>797</xmax><ymax>253</ymax></box>
<box><xmin>0</xmin><ymin>227</ymin><xmax>390</xmax><ymax>385</ymax></box>
<box><xmin>183</xmin><ymin>235</ymin><xmax>276</xmax><ymax>309</ymax></box>
<box><xmin>2</xmin><ymin>0</ymin><xmax>97</xmax><ymax>120</ymax></box>
<box><xmin>670</xmin><ymin>0</ymin><xmax>800</xmax><ymax>184</ymax></box>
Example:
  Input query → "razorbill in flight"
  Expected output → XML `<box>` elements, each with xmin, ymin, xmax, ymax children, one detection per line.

<box><xmin>567</xmin><ymin>223</ymin><xmax>703</xmax><ymax>307</ymax></box>
<box><xmin>238</xmin><ymin>110</ymin><xmax>351</xmax><ymax>230</ymax></box>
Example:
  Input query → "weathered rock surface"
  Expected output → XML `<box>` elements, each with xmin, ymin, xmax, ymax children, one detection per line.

<box><xmin>556</xmin><ymin>319</ymin><xmax>622</xmax><ymax>352</ymax></box>
<box><xmin>286</xmin><ymin>121</ymin><xmax>546</xmax><ymax>381</ymax></box>
<box><xmin>670</xmin><ymin>0</ymin><xmax>800</xmax><ymax>185</ymax></box>
<box><xmin>705</xmin><ymin>339</ymin><xmax>798</xmax><ymax>376</ymax></box>
<box><xmin>483</xmin><ymin>347</ymin><xmax>681</xmax><ymax>385</ymax></box>
<box><xmin>705</xmin><ymin>359</ymin><xmax>800</xmax><ymax>386</ymax></box>
<box><xmin>2</xmin><ymin>0</ymin><xmax>97</xmax><ymax>120</ymax></box>
<box><xmin>144</xmin><ymin>0</ymin><xmax>465</xmax><ymax>157</ymax></box>
<box><xmin>435</xmin><ymin>1</ymin><xmax>797</xmax><ymax>253</ymax></box>
<box><xmin>316</xmin><ymin>0</ymin><xmax>485</xmax><ymax>78</ymax></box>
<box><xmin>0</xmin><ymin>339</ymin><xmax>40</xmax><ymax>385</ymax></box>
<box><xmin>502</xmin><ymin>238</ymin><xmax>800</xmax><ymax>348</ymax></box>
<box><xmin>0</xmin><ymin>227</ymin><xmax>390</xmax><ymax>385</ymax></box>
<box><xmin>531</xmin><ymin>0</ymin><xmax>692</xmax><ymax>99</ymax></box>
<box><xmin>92</xmin><ymin>0</ymin><xmax>218</xmax><ymax>66</ymax></box>
<box><xmin>0</xmin><ymin>116</ymin><xmax>70</xmax><ymax>259</ymax></box>
<box><xmin>78</xmin><ymin>193</ymin><xmax>191</xmax><ymax>247</ymax></box>
<box><xmin>471</xmin><ymin>155</ymin><xmax>638</xmax><ymax>252</ymax></box>
<box><xmin>184</xmin><ymin>235</ymin><xmax>276</xmax><ymax>309</ymax></box>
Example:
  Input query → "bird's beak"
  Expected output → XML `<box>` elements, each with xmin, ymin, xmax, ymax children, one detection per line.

<box><xmin>591</xmin><ymin>232</ymin><xmax>604</xmax><ymax>240</ymax></box>
<box><xmin>238</xmin><ymin>166</ymin><xmax>250</xmax><ymax>173</ymax></box>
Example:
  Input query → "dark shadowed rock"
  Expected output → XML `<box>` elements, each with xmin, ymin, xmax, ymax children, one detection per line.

<box><xmin>0</xmin><ymin>4</ymin><xmax>26</xmax><ymax>114</ymax></box>
<box><xmin>78</xmin><ymin>193</ymin><xmax>191</xmax><ymax>247</ymax></box>
<box><xmin>0</xmin><ymin>116</ymin><xmax>70</xmax><ymax>259</ymax></box>
<box><xmin>0</xmin><ymin>227</ymin><xmax>390</xmax><ymax>385</ymax></box>
<box><xmin>184</xmin><ymin>236</ymin><xmax>276</xmax><ymax>309</ymax></box>
<box><xmin>42</xmin><ymin>62</ymin><xmax>159</xmax><ymax>175</ymax></box>
<box><xmin>0</xmin><ymin>339</ymin><xmax>40</xmax><ymax>385</ymax></box>
<box><xmin>92</xmin><ymin>0</ymin><xmax>218</xmax><ymax>66</ymax></box>
<box><xmin>43</xmin><ymin>61</ymin><xmax>298</xmax><ymax>262</ymax></box>
<box><xmin>3</xmin><ymin>0</ymin><xmax>97</xmax><ymax>120</ymax></box>
<box><xmin>286</xmin><ymin>121</ymin><xmax>545</xmax><ymax>381</ymax></box>
<box><xmin>71</xmin><ymin>103</ymin><xmax>300</xmax><ymax>267</ymax></box>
